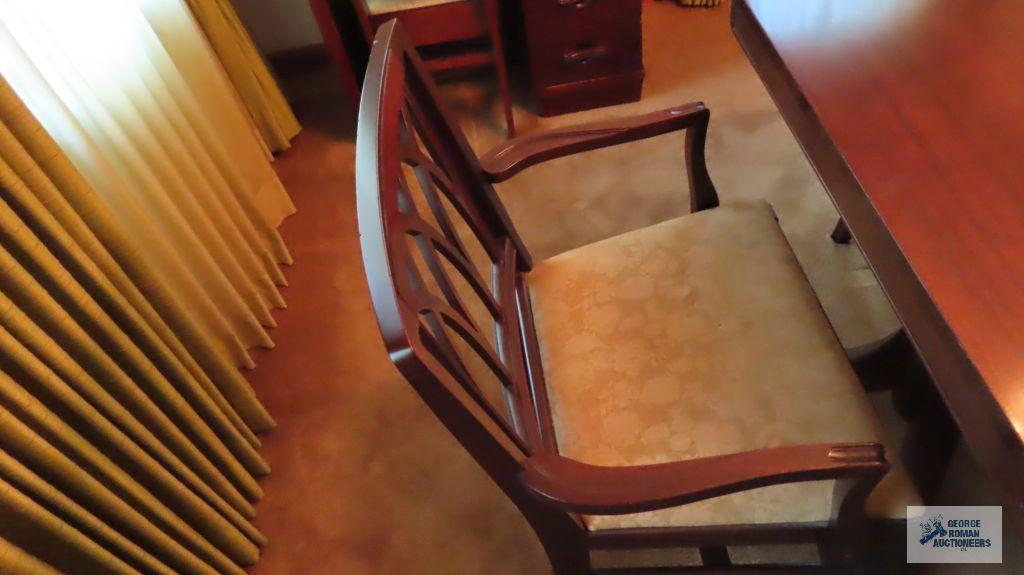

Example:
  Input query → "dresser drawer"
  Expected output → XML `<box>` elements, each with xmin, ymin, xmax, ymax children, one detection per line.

<box><xmin>533</xmin><ymin>36</ymin><xmax>641</xmax><ymax>86</ymax></box>
<box><xmin>522</xmin><ymin>0</ymin><xmax>643</xmax><ymax>114</ymax></box>
<box><xmin>523</xmin><ymin>0</ymin><xmax>642</xmax><ymax>85</ymax></box>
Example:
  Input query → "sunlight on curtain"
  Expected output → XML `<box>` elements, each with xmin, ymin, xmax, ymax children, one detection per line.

<box><xmin>0</xmin><ymin>0</ymin><xmax>296</xmax><ymax>370</ymax></box>
<box><xmin>183</xmin><ymin>0</ymin><xmax>302</xmax><ymax>152</ymax></box>
<box><xmin>0</xmin><ymin>74</ymin><xmax>268</xmax><ymax>574</ymax></box>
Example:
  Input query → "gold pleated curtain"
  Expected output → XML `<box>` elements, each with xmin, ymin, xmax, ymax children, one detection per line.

<box><xmin>0</xmin><ymin>0</ymin><xmax>297</xmax><ymax>370</ymax></box>
<box><xmin>0</xmin><ymin>73</ymin><xmax>268</xmax><ymax>574</ymax></box>
<box><xmin>0</xmin><ymin>0</ymin><xmax>300</xmax><ymax>572</ymax></box>
<box><xmin>184</xmin><ymin>0</ymin><xmax>302</xmax><ymax>153</ymax></box>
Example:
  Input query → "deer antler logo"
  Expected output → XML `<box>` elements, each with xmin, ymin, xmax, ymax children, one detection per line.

<box><xmin>920</xmin><ymin>515</ymin><xmax>946</xmax><ymax>545</ymax></box>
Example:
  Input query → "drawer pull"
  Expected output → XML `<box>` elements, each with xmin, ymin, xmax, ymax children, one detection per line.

<box><xmin>562</xmin><ymin>45</ymin><xmax>609</xmax><ymax>66</ymax></box>
<box><xmin>557</xmin><ymin>0</ymin><xmax>595</xmax><ymax>7</ymax></box>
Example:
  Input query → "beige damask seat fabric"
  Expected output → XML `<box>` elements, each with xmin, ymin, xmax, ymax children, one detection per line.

<box><xmin>365</xmin><ymin>0</ymin><xmax>462</xmax><ymax>14</ymax></box>
<box><xmin>527</xmin><ymin>201</ymin><xmax>921</xmax><ymax>531</ymax></box>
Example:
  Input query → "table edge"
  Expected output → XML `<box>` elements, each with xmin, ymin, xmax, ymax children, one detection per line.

<box><xmin>731</xmin><ymin>0</ymin><xmax>1024</xmax><ymax>543</ymax></box>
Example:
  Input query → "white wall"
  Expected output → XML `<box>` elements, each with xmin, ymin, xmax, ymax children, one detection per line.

<box><xmin>231</xmin><ymin>0</ymin><xmax>324</xmax><ymax>54</ymax></box>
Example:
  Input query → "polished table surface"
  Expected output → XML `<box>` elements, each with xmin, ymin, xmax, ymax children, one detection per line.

<box><xmin>733</xmin><ymin>0</ymin><xmax>1024</xmax><ymax>542</ymax></box>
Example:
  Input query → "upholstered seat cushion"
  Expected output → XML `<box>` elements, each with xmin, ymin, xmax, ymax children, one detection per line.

<box><xmin>526</xmin><ymin>201</ymin><xmax>920</xmax><ymax>531</ymax></box>
<box><xmin>365</xmin><ymin>0</ymin><xmax>462</xmax><ymax>14</ymax></box>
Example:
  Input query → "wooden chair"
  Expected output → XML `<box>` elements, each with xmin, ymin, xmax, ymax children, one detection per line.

<box><xmin>356</xmin><ymin>20</ymin><xmax>919</xmax><ymax>573</ymax></box>
<box><xmin>353</xmin><ymin>0</ymin><xmax>516</xmax><ymax>136</ymax></box>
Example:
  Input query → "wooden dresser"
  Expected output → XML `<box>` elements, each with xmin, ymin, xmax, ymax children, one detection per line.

<box><xmin>521</xmin><ymin>0</ymin><xmax>644</xmax><ymax>116</ymax></box>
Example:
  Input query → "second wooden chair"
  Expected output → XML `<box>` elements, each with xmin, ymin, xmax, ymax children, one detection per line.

<box><xmin>353</xmin><ymin>0</ymin><xmax>516</xmax><ymax>136</ymax></box>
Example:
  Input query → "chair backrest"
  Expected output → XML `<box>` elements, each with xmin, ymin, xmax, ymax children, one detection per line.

<box><xmin>356</xmin><ymin>20</ymin><xmax>545</xmax><ymax>485</ymax></box>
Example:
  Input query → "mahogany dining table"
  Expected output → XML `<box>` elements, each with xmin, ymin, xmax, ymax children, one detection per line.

<box><xmin>732</xmin><ymin>0</ymin><xmax>1024</xmax><ymax>554</ymax></box>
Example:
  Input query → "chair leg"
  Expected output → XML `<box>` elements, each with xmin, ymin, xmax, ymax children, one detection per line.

<box><xmin>831</xmin><ymin>218</ymin><xmax>852</xmax><ymax>244</ymax></box>
<box><xmin>846</xmin><ymin>329</ymin><xmax>917</xmax><ymax>393</ymax></box>
<box><xmin>497</xmin><ymin>65</ymin><xmax>516</xmax><ymax>138</ymax></box>
<box><xmin>519</xmin><ymin>505</ymin><xmax>590</xmax><ymax>575</ymax></box>
<box><xmin>698</xmin><ymin>546</ymin><xmax>731</xmax><ymax>567</ymax></box>
<box><xmin>482</xmin><ymin>0</ymin><xmax>516</xmax><ymax>137</ymax></box>
<box><xmin>899</xmin><ymin>381</ymin><xmax>959</xmax><ymax>502</ymax></box>
<box><xmin>820</xmin><ymin>462</ymin><xmax>887</xmax><ymax>571</ymax></box>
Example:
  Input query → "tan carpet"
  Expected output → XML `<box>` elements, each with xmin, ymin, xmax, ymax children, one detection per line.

<box><xmin>245</xmin><ymin>1</ymin><xmax>911</xmax><ymax>573</ymax></box>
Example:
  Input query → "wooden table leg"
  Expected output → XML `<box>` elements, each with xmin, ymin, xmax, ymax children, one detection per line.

<box><xmin>846</xmin><ymin>329</ymin><xmax>959</xmax><ymax>502</ymax></box>
<box><xmin>901</xmin><ymin>405</ymin><xmax>959</xmax><ymax>502</ymax></box>
<box><xmin>847</xmin><ymin>330</ymin><xmax>919</xmax><ymax>393</ymax></box>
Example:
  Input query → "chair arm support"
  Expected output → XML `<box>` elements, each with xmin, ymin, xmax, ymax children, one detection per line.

<box><xmin>479</xmin><ymin>104</ymin><xmax>718</xmax><ymax>211</ymax></box>
<box><xmin>520</xmin><ymin>442</ymin><xmax>888</xmax><ymax>516</ymax></box>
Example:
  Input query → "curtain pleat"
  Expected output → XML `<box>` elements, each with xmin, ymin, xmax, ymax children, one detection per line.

<box><xmin>0</xmin><ymin>241</ymin><xmax>266</xmax><ymax>493</ymax></box>
<box><xmin>0</xmin><ymin>191</ymin><xmax>268</xmax><ymax>472</ymax></box>
<box><xmin>0</xmin><ymin>392</ymin><xmax>248</xmax><ymax>574</ymax></box>
<box><xmin>137</xmin><ymin>0</ymin><xmax>298</xmax><ymax>227</ymax></box>
<box><xmin>0</xmin><ymin>324</ymin><xmax>264</xmax><ymax>544</ymax></box>
<box><xmin>182</xmin><ymin>0</ymin><xmax>302</xmax><ymax>152</ymax></box>
<box><xmin>0</xmin><ymin>476</ymin><xmax>141</xmax><ymax>575</ymax></box>
<box><xmin>0</xmin><ymin>299</ymin><xmax>258</xmax><ymax>518</ymax></box>
<box><xmin>0</xmin><ymin>99</ymin><xmax>275</xmax><ymax>429</ymax></box>
<box><xmin>0</xmin><ymin>0</ymin><xmax>297</xmax><ymax>370</ymax></box>
<box><xmin>0</xmin><ymin>110</ymin><xmax>270</xmax><ymax>440</ymax></box>
<box><xmin>0</xmin><ymin>537</ymin><xmax>64</xmax><ymax>575</ymax></box>
<box><xmin>0</xmin><ymin>3</ymin><xmax>282</xmax><ymax>570</ymax></box>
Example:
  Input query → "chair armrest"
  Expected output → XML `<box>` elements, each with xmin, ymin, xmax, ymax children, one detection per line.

<box><xmin>520</xmin><ymin>442</ymin><xmax>887</xmax><ymax>515</ymax></box>
<box><xmin>479</xmin><ymin>103</ymin><xmax>719</xmax><ymax>212</ymax></box>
